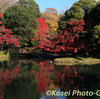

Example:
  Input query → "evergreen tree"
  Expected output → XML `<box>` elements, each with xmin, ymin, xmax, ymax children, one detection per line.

<box><xmin>58</xmin><ymin>0</ymin><xmax>96</xmax><ymax>30</ymax></box>
<box><xmin>2</xmin><ymin>5</ymin><xmax>38</xmax><ymax>46</ymax></box>
<box><xmin>18</xmin><ymin>0</ymin><xmax>41</xmax><ymax>18</ymax></box>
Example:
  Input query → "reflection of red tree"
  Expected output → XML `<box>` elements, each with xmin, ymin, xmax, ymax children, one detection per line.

<box><xmin>36</xmin><ymin>72</ymin><xmax>49</xmax><ymax>93</ymax></box>
<box><xmin>11</xmin><ymin>66</ymin><xmax>20</xmax><ymax>78</ymax></box>
<box><xmin>36</xmin><ymin>60</ymin><xmax>54</xmax><ymax>93</ymax></box>
<box><xmin>0</xmin><ymin>66</ymin><xmax>20</xmax><ymax>98</ymax></box>
<box><xmin>53</xmin><ymin>65</ymin><xmax>85</xmax><ymax>91</ymax></box>
<box><xmin>0</xmin><ymin>67</ymin><xmax>20</xmax><ymax>88</ymax></box>
<box><xmin>36</xmin><ymin>60</ymin><xmax>85</xmax><ymax>98</ymax></box>
<box><xmin>30</xmin><ymin>70</ymin><xmax>35</xmax><ymax>75</ymax></box>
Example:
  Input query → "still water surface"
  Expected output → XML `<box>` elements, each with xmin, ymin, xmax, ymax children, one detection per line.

<box><xmin>0</xmin><ymin>59</ymin><xmax>100</xmax><ymax>99</ymax></box>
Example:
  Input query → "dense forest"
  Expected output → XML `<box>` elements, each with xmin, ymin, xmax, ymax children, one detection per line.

<box><xmin>0</xmin><ymin>0</ymin><xmax>100</xmax><ymax>57</ymax></box>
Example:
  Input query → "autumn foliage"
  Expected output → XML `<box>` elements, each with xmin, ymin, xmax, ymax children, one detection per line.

<box><xmin>50</xmin><ymin>20</ymin><xmax>86</xmax><ymax>53</ymax></box>
<box><xmin>36</xmin><ymin>19</ymin><xmax>87</xmax><ymax>53</ymax></box>
<box><xmin>0</xmin><ymin>66</ymin><xmax>20</xmax><ymax>99</ymax></box>
<box><xmin>0</xmin><ymin>12</ymin><xmax>20</xmax><ymax>50</ymax></box>
<box><xmin>0</xmin><ymin>66</ymin><xmax>20</xmax><ymax>88</ymax></box>
<box><xmin>44</xmin><ymin>8</ymin><xmax>58</xmax><ymax>15</ymax></box>
<box><xmin>36</xmin><ymin>17</ymin><xmax>51</xmax><ymax>50</ymax></box>
<box><xmin>36</xmin><ymin>60</ymin><xmax>54</xmax><ymax>93</ymax></box>
<box><xmin>36</xmin><ymin>60</ymin><xmax>85</xmax><ymax>94</ymax></box>
<box><xmin>42</xmin><ymin>8</ymin><xmax>58</xmax><ymax>33</ymax></box>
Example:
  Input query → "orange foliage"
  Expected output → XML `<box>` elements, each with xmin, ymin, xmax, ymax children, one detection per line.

<box><xmin>45</xmin><ymin>8</ymin><xmax>58</xmax><ymax>15</ymax></box>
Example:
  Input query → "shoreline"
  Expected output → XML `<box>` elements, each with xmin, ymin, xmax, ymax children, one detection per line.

<box><xmin>54</xmin><ymin>57</ymin><xmax>100</xmax><ymax>65</ymax></box>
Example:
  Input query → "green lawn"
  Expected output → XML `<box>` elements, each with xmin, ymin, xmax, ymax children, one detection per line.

<box><xmin>54</xmin><ymin>57</ymin><xmax>100</xmax><ymax>65</ymax></box>
<box><xmin>0</xmin><ymin>51</ymin><xmax>9</xmax><ymax>61</ymax></box>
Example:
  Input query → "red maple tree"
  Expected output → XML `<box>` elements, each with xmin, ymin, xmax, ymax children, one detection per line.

<box><xmin>36</xmin><ymin>19</ymin><xmax>88</xmax><ymax>53</ymax></box>
<box><xmin>36</xmin><ymin>17</ymin><xmax>52</xmax><ymax>50</ymax></box>
<box><xmin>50</xmin><ymin>20</ymin><xmax>86</xmax><ymax>53</ymax></box>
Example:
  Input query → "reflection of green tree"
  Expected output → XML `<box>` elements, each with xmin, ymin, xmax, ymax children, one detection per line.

<box><xmin>0</xmin><ymin>59</ymin><xmax>38</xmax><ymax>75</ymax></box>
<box><xmin>19</xmin><ymin>61</ymin><xmax>37</xmax><ymax>78</ymax></box>
<box><xmin>1</xmin><ymin>59</ymin><xmax>100</xmax><ymax>99</ymax></box>
<box><xmin>79</xmin><ymin>64</ymin><xmax>100</xmax><ymax>93</ymax></box>
<box><xmin>0</xmin><ymin>59</ymin><xmax>39</xmax><ymax>99</ymax></box>
<box><xmin>3</xmin><ymin>78</ymin><xmax>40</xmax><ymax>99</ymax></box>
<box><xmin>53</xmin><ymin>64</ymin><xmax>100</xmax><ymax>97</ymax></box>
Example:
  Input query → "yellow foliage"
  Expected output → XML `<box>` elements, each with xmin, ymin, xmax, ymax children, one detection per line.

<box><xmin>46</xmin><ymin>20</ymin><xmax>58</xmax><ymax>33</ymax></box>
<box><xmin>42</xmin><ymin>12</ymin><xmax>58</xmax><ymax>33</ymax></box>
<box><xmin>46</xmin><ymin>81</ymin><xmax>58</xmax><ymax>90</ymax></box>
<box><xmin>42</xmin><ymin>12</ymin><xmax>58</xmax><ymax>21</ymax></box>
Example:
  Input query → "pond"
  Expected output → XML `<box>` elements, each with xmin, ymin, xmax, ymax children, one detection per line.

<box><xmin>0</xmin><ymin>58</ymin><xmax>100</xmax><ymax>99</ymax></box>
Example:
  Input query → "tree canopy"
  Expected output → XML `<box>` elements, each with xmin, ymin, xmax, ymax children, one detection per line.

<box><xmin>58</xmin><ymin>0</ymin><xmax>96</xmax><ymax>30</ymax></box>
<box><xmin>0</xmin><ymin>12</ymin><xmax>20</xmax><ymax>51</ymax></box>
<box><xmin>2</xmin><ymin>5</ymin><xmax>38</xmax><ymax>46</ymax></box>
<box><xmin>18</xmin><ymin>0</ymin><xmax>41</xmax><ymax>18</ymax></box>
<box><xmin>42</xmin><ymin>8</ymin><xmax>58</xmax><ymax>35</ymax></box>
<box><xmin>85</xmin><ymin>3</ymin><xmax>100</xmax><ymax>55</ymax></box>
<box><xmin>84</xmin><ymin>3</ymin><xmax>100</xmax><ymax>29</ymax></box>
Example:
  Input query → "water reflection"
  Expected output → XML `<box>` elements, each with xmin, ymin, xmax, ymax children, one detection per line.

<box><xmin>0</xmin><ymin>62</ymin><xmax>20</xmax><ymax>99</ymax></box>
<box><xmin>40</xmin><ymin>88</ymin><xmax>67</xmax><ymax>99</ymax></box>
<box><xmin>0</xmin><ymin>59</ymin><xmax>100</xmax><ymax>99</ymax></box>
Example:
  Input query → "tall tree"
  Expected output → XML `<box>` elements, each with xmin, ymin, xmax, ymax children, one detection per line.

<box><xmin>51</xmin><ymin>20</ymin><xmax>87</xmax><ymax>53</ymax></box>
<box><xmin>2</xmin><ymin>5</ymin><xmax>38</xmax><ymax>47</ymax></box>
<box><xmin>18</xmin><ymin>0</ymin><xmax>41</xmax><ymax>18</ymax></box>
<box><xmin>91</xmin><ymin>25</ymin><xmax>100</xmax><ymax>49</ymax></box>
<box><xmin>58</xmin><ymin>0</ymin><xmax>96</xmax><ymax>30</ymax></box>
<box><xmin>84</xmin><ymin>3</ymin><xmax>100</xmax><ymax>56</ymax></box>
<box><xmin>84</xmin><ymin>2</ymin><xmax>100</xmax><ymax>29</ymax></box>
<box><xmin>42</xmin><ymin>8</ymin><xmax>58</xmax><ymax>36</ymax></box>
<box><xmin>36</xmin><ymin>17</ymin><xmax>51</xmax><ymax>50</ymax></box>
<box><xmin>0</xmin><ymin>12</ymin><xmax>20</xmax><ymax>51</ymax></box>
<box><xmin>36</xmin><ymin>19</ymin><xmax>88</xmax><ymax>54</ymax></box>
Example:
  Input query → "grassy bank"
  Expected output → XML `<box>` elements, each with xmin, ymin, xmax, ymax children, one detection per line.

<box><xmin>54</xmin><ymin>57</ymin><xmax>100</xmax><ymax>65</ymax></box>
<box><xmin>0</xmin><ymin>51</ymin><xmax>9</xmax><ymax>61</ymax></box>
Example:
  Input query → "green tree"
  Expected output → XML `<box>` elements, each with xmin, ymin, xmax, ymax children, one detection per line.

<box><xmin>58</xmin><ymin>0</ymin><xmax>96</xmax><ymax>29</ymax></box>
<box><xmin>18</xmin><ymin>0</ymin><xmax>41</xmax><ymax>18</ymax></box>
<box><xmin>84</xmin><ymin>2</ymin><xmax>100</xmax><ymax>29</ymax></box>
<box><xmin>85</xmin><ymin>3</ymin><xmax>100</xmax><ymax>56</ymax></box>
<box><xmin>89</xmin><ymin>25</ymin><xmax>100</xmax><ymax>56</ymax></box>
<box><xmin>2</xmin><ymin>5</ymin><xmax>38</xmax><ymax>47</ymax></box>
